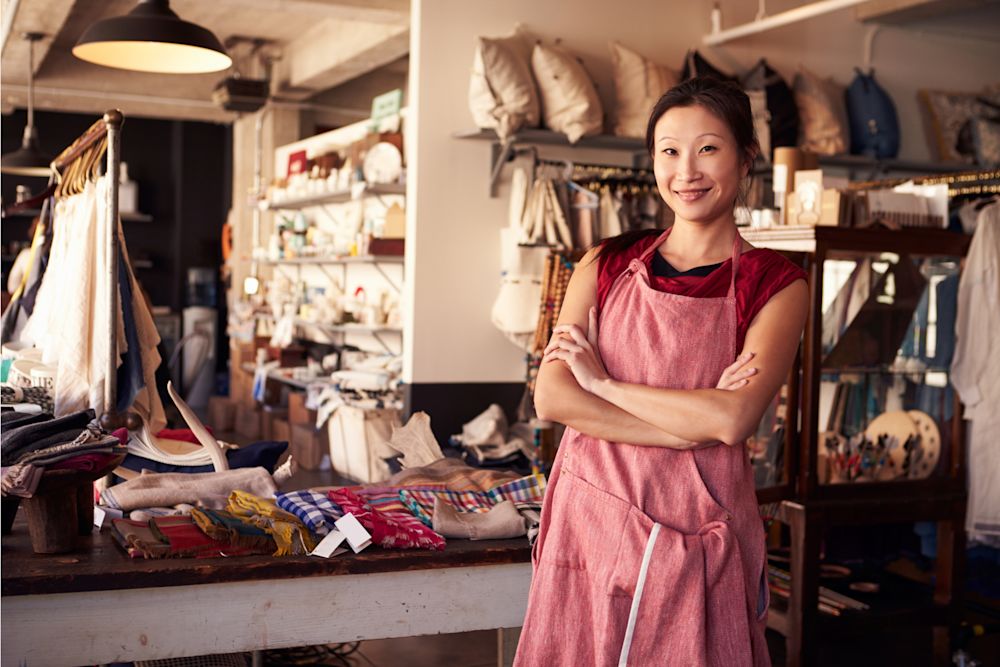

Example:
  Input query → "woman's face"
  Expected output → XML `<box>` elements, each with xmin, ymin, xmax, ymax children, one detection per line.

<box><xmin>652</xmin><ymin>104</ymin><xmax>748</xmax><ymax>225</ymax></box>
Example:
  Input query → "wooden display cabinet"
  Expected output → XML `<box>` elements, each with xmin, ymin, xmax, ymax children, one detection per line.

<box><xmin>743</xmin><ymin>225</ymin><xmax>972</xmax><ymax>667</ymax></box>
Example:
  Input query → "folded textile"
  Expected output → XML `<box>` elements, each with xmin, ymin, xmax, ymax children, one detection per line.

<box><xmin>1</xmin><ymin>409</ymin><xmax>94</xmax><ymax>465</ymax></box>
<box><xmin>329</xmin><ymin>488</ymin><xmax>445</xmax><ymax>551</ymax></box>
<box><xmin>0</xmin><ymin>463</ymin><xmax>44</xmax><ymax>498</ymax></box>
<box><xmin>399</xmin><ymin>473</ymin><xmax>546</xmax><ymax>527</ymax></box>
<box><xmin>275</xmin><ymin>490</ymin><xmax>343</xmax><ymax>536</ymax></box>
<box><xmin>156</xmin><ymin>427</ymin><xmax>213</xmax><ymax>445</ymax></box>
<box><xmin>1</xmin><ymin>385</ymin><xmax>54</xmax><ymax>414</ymax></box>
<box><xmin>117</xmin><ymin>440</ymin><xmax>288</xmax><ymax>478</ymax></box>
<box><xmin>129</xmin><ymin>505</ymin><xmax>194</xmax><ymax>522</ymax></box>
<box><xmin>111</xmin><ymin>515</ymin><xmax>262</xmax><ymax>559</ymax></box>
<box><xmin>355</xmin><ymin>485</ymin><xmax>445</xmax><ymax>514</ymax></box>
<box><xmin>100</xmin><ymin>467</ymin><xmax>278</xmax><ymax>512</ymax></box>
<box><xmin>14</xmin><ymin>421</ymin><xmax>122</xmax><ymax>466</ymax></box>
<box><xmin>227</xmin><ymin>490</ymin><xmax>316</xmax><ymax>556</ymax></box>
<box><xmin>384</xmin><ymin>457</ymin><xmax>519</xmax><ymax>492</ymax></box>
<box><xmin>48</xmin><ymin>451</ymin><xmax>124</xmax><ymax>473</ymax></box>
<box><xmin>432</xmin><ymin>497</ymin><xmax>527</xmax><ymax>540</ymax></box>
<box><xmin>0</xmin><ymin>409</ymin><xmax>52</xmax><ymax>429</ymax></box>
<box><xmin>190</xmin><ymin>507</ymin><xmax>275</xmax><ymax>553</ymax></box>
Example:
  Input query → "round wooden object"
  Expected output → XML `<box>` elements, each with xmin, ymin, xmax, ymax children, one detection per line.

<box><xmin>865</xmin><ymin>411</ymin><xmax>917</xmax><ymax>479</ymax></box>
<box><xmin>907</xmin><ymin>410</ymin><xmax>941</xmax><ymax>479</ymax></box>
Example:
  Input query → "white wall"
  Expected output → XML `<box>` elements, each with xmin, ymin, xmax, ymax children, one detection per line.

<box><xmin>405</xmin><ymin>0</ymin><xmax>1000</xmax><ymax>385</ymax></box>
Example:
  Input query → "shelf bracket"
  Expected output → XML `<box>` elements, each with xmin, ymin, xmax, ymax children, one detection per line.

<box><xmin>488</xmin><ymin>139</ymin><xmax>514</xmax><ymax>198</ymax></box>
<box><xmin>372</xmin><ymin>260</ymin><xmax>401</xmax><ymax>293</ymax></box>
<box><xmin>371</xmin><ymin>330</ymin><xmax>398</xmax><ymax>355</ymax></box>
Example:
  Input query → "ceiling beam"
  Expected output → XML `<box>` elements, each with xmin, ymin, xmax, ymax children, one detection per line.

<box><xmin>212</xmin><ymin>0</ymin><xmax>409</xmax><ymax>25</ymax></box>
<box><xmin>273</xmin><ymin>19</ymin><xmax>409</xmax><ymax>99</ymax></box>
<box><xmin>1</xmin><ymin>0</ymin><xmax>74</xmax><ymax>73</ymax></box>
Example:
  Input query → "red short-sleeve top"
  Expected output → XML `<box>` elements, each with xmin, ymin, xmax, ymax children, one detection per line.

<box><xmin>597</xmin><ymin>233</ymin><xmax>807</xmax><ymax>351</ymax></box>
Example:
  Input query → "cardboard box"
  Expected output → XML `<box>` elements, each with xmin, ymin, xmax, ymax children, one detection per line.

<box><xmin>272</xmin><ymin>418</ymin><xmax>291</xmax><ymax>444</ymax></box>
<box><xmin>207</xmin><ymin>396</ymin><xmax>236</xmax><ymax>432</ymax></box>
<box><xmin>291</xmin><ymin>423</ymin><xmax>327</xmax><ymax>471</ymax></box>
<box><xmin>262</xmin><ymin>406</ymin><xmax>289</xmax><ymax>441</ymax></box>
<box><xmin>288</xmin><ymin>392</ymin><xmax>317</xmax><ymax>427</ymax></box>
<box><xmin>235</xmin><ymin>403</ymin><xmax>261</xmax><ymax>440</ymax></box>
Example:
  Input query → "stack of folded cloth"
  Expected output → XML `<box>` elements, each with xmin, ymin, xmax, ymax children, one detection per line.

<box><xmin>1</xmin><ymin>410</ymin><xmax>127</xmax><ymax>498</ymax></box>
<box><xmin>110</xmin><ymin>515</ymin><xmax>273</xmax><ymax>559</ymax></box>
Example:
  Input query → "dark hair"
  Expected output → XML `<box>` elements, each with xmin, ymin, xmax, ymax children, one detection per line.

<box><xmin>595</xmin><ymin>76</ymin><xmax>759</xmax><ymax>260</ymax></box>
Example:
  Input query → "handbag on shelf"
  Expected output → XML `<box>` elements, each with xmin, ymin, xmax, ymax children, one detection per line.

<box><xmin>845</xmin><ymin>68</ymin><xmax>901</xmax><ymax>159</ymax></box>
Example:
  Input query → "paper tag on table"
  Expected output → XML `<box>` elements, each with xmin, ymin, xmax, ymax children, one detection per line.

<box><xmin>93</xmin><ymin>506</ymin><xmax>107</xmax><ymax>529</ymax></box>
<box><xmin>310</xmin><ymin>529</ymin><xmax>349</xmax><ymax>558</ymax></box>
<box><xmin>335</xmin><ymin>513</ymin><xmax>372</xmax><ymax>553</ymax></box>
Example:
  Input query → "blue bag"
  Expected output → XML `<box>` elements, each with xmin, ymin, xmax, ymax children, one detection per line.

<box><xmin>845</xmin><ymin>68</ymin><xmax>900</xmax><ymax>158</ymax></box>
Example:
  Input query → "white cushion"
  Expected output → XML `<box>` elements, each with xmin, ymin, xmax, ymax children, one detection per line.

<box><xmin>610</xmin><ymin>42</ymin><xmax>677</xmax><ymax>139</ymax></box>
<box><xmin>468</xmin><ymin>30</ymin><xmax>539</xmax><ymax>141</ymax></box>
<box><xmin>531</xmin><ymin>43</ymin><xmax>603</xmax><ymax>143</ymax></box>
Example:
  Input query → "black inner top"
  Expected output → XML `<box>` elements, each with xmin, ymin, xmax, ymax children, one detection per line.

<box><xmin>651</xmin><ymin>251</ymin><xmax>724</xmax><ymax>278</ymax></box>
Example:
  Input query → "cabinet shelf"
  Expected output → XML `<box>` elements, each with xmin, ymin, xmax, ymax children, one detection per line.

<box><xmin>263</xmin><ymin>183</ymin><xmax>405</xmax><ymax>210</ymax></box>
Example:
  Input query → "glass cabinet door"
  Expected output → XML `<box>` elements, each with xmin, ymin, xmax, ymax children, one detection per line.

<box><xmin>816</xmin><ymin>252</ymin><xmax>960</xmax><ymax>485</ymax></box>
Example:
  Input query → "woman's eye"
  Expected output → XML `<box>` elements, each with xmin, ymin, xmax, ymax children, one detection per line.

<box><xmin>661</xmin><ymin>148</ymin><xmax>678</xmax><ymax>156</ymax></box>
<box><xmin>700</xmin><ymin>145</ymin><xmax>717</xmax><ymax>153</ymax></box>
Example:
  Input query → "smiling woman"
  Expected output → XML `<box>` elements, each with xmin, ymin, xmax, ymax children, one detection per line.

<box><xmin>515</xmin><ymin>77</ymin><xmax>809</xmax><ymax>667</ymax></box>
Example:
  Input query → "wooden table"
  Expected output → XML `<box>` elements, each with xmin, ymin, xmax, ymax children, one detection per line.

<box><xmin>1</xmin><ymin>521</ymin><xmax>532</xmax><ymax>667</ymax></box>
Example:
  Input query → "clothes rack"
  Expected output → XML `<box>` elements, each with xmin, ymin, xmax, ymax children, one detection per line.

<box><xmin>48</xmin><ymin>109</ymin><xmax>127</xmax><ymax>430</ymax></box>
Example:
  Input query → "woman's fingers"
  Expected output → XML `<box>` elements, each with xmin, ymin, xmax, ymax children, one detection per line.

<box><xmin>553</xmin><ymin>324</ymin><xmax>590</xmax><ymax>349</ymax></box>
<box><xmin>723</xmin><ymin>351</ymin><xmax>755</xmax><ymax>375</ymax></box>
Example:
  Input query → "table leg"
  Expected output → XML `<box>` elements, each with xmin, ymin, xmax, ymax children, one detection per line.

<box><xmin>497</xmin><ymin>627</ymin><xmax>521</xmax><ymax>667</ymax></box>
<box><xmin>787</xmin><ymin>504</ymin><xmax>822</xmax><ymax>667</ymax></box>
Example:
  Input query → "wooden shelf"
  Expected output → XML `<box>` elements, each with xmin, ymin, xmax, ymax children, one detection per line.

<box><xmin>741</xmin><ymin>224</ymin><xmax>972</xmax><ymax>255</ymax></box>
<box><xmin>261</xmin><ymin>255</ymin><xmax>403</xmax><ymax>266</ymax></box>
<box><xmin>292</xmin><ymin>318</ymin><xmax>401</xmax><ymax>336</ymax></box>
<box><xmin>240</xmin><ymin>363</ymin><xmax>314</xmax><ymax>390</ymax></box>
<box><xmin>2</xmin><ymin>208</ymin><xmax>153</xmax><ymax>223</ymax></box>
<box><xmin>264</xmin><ymin>183</ymin><xmax>405</xmax><ymax>210</ymax></box>
<box><xmin>454</xmin><ymin>128</ymin><xmax>647</xmax><ymax>153</ymax></box>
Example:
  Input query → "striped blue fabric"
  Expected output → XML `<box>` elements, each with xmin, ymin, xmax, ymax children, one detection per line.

<box><xmin>275</xmin><ymin>490</ymin><xmax>343</xmax><ymax>535</ymax></box>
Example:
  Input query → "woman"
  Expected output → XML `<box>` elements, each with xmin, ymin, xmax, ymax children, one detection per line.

<box><xmin>514</xmin><ymin>77</ymin><xmax>808</xmax><ymax>666</ymax></box>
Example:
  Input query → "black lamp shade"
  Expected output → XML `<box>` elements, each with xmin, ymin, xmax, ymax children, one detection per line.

<box><xmin>73</xmin><ymin>0</ymin><xmax>231</xmax><ymax>74</ymax></box>
<box><xmin>1</xmin><ymin>128</ymin><xmax>52</xmax><ymax>177</ymax></box>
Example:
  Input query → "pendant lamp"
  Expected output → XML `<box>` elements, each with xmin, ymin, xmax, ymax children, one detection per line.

<box><xmin>1</xmin><ymin>33</ymin><xmax>53</xmax><ymax>177</ymax></box>
<box><xmin>73</xmin><ymin>0</ymin><xmax>231</xmax><ymax>74</ymax></box>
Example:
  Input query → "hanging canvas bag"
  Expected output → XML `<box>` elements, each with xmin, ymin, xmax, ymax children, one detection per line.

<box><xmin>742</xmin><ymin>59</ymin><xmax>800</xmax><ymax>152</ymax></box>
<box><xmin>845</xmin><ymin>68</ymin><xmax>900</xmax><ymax>158</ymax></box>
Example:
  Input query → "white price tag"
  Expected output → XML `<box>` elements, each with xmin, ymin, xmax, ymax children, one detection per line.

<box><xmin>310</xmin><ymin>530</ymin><xmax>348</xmax><ymax>558</ymax></box>
<box><xmin>93</xmin><ymin>506</ymin><xmax>107</xmax><ymax>529</ymax></box>
<box><xmin>334</xmin><ymin>513</ymin><xmax>372</xmax><ymax>553</ymax></box>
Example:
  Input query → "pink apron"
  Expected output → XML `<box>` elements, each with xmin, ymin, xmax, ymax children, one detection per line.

<box><xmin>515</xmin><ymin>228</ymin><xmax>770</xmax><ymax>666</ymax></box>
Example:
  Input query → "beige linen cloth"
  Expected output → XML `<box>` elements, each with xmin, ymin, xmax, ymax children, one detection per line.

<box><xmin>101</xmin><ymin>467</ymin><xmax>277</xmax><ymax>512</ymax></box>
<box><xmin>22</xmin><ymin>178</ymin><xmax>166</xmax><ymax>431</ymax></box>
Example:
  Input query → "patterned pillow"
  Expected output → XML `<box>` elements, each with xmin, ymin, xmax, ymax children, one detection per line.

<box><xmin>919</xmin><ymin>89</ymin><xmax>1000</xmax><ymax>162</ymax></box>
<box><xmin>971</xmin><ymin>118</ymin><xmax>1000</xmax><ymax>166</ymax></box>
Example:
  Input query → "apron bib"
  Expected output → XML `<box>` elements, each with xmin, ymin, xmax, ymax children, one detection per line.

<box><xmin>516</xmin><ymin>228</ymin><xmax>770</xmax><ymax>666</ymax></box>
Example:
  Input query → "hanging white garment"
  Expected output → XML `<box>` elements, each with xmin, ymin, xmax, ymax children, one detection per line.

<box><xmin>22</xmin><ymin>178</ymin><xmax>166</xmax><ymax>431</ymax></box>
<box><xmin>598</xmin><ymin>186</ymin><xmax>623</xmax><ymax>240</ymax></box>
<box><xmin>950</xmin><ymin>201</ymin><xmax>1000</xmax><ymax>539</ymax></box>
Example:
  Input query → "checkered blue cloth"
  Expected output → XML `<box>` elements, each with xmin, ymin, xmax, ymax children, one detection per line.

<box><xmin>275</xmin><ymin>490</ymin><xmax>343</xmax><ymax>535</ymax></box>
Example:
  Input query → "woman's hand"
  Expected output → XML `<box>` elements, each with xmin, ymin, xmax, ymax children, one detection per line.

<box><xmin>716</xmin><ymin>351</ymin><xmax>758</xmax><ymax>391</ymax></box>
<box><xmin>543</xmin><ymin>307</ymin><xmax>609</xmax><ymax>393</ymax></box>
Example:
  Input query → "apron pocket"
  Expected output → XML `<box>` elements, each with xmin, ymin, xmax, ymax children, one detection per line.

<box><xmin>539</xmin><ymin>471</ymin><xmax>629</xmax><ymax>572</ymax></box>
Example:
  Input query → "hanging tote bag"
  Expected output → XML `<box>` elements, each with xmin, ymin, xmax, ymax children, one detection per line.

<box><xmin>845</xmin><ymin>68</ymin><xmax>901</xmax><ymax>158</ymax></box>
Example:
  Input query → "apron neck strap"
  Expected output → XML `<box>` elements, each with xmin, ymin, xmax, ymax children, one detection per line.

<box><xmin>728</xmin><ymin>231</ymin><xmax>743</xmax><ymax>298</ymax></box>
<box><xmin>639</xmin><ymin>228</ymin><xmax>672</xmax><ymax>263</ymax></box>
